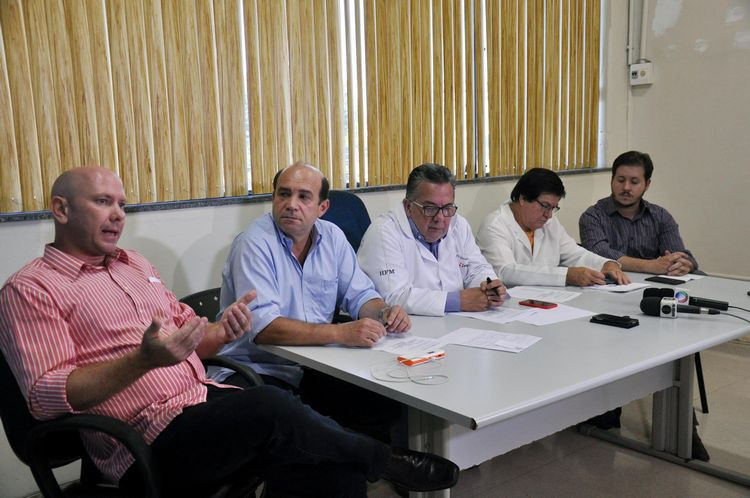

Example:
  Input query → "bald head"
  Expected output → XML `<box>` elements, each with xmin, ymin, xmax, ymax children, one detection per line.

<box><xmin>49</xmin><ymin>166</ymin><xmax>127</xmax><ymax>265</ymax></box>
<box><xmin>51</xmin><ymin>166</ymin><xmax>122</xmax><ymax>204</ymax></box>
<box><xmin>271</xmin><ymin>162</ymin><xmax>331</xmax><ymax>245</ymax></box>
<box><xmin>273</xmin><ymin>162</ymin><xmax>329</xmax><ymax>202</ymax></box>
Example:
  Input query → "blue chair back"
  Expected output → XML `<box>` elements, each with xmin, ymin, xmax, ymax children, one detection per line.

<box><xmin>321</xmin><ymin>190</ymin><xmax>371</xmax><ymax>251</ymax></box>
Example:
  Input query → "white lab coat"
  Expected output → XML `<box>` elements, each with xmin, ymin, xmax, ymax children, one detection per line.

<box><xmin>357</xmin><ymin>206</ymin><xmax>496</xmax><ymax>316</ymax></box>
<box><xmin>477</xmin><ymin>201</ymin><xmax>611</xmax><ymax>287</ymax></box>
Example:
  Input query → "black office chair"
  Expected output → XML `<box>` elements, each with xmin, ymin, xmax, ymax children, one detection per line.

<box><xmin>1</xmin><ymin>347</ymin><xmax>264</xmax><ymax>497</ymax></box>
<box><xmin>180</xmin><ymin>287</ymin><xmax>222</xmax><ymax>323</ymax></box>
<box><xmin>0</xmin><ymin>347</ymin><xmax>159</xmax><ymax>497</ymax></box>
<box><xmin>321</xmin><ymin>190</ymin><xmax>372</xmax><ymax>252</ymax></box>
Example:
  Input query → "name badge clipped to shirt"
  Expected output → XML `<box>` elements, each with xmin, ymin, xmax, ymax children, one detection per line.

<box><xmin>148</xmin><ymin>276</ymin><xmax>161</xmax><ymax>283</ymax></box>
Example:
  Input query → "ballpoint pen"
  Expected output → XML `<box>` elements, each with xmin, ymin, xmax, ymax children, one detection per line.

<box><xmin>486</xmin><ymin>276</ymin><xmax>500</xmax><ymax>296</ymax></box>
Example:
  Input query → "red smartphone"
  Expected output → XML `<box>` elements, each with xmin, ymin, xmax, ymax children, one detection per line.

<box><xmin>519</xmin><ymin>299</ymin><xmax>557</xmax><ymax>309</ymax></box>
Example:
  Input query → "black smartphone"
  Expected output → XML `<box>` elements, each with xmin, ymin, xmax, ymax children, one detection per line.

<box><xmin>644</xmin><ymin>276</ymin><xmax>684</xmax><ymax>286</ymax></box>
<box><xmin>590</xmin><ymin>313</ymin><xmax>639</xmax><ymax>329</ymax></box>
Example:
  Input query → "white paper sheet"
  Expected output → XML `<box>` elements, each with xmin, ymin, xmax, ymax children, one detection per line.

<box><xmin>452</xmin><ymin>307</ymin><xmax>535</xmax><ymax>324</ymax></box>
<box><xmin>439</xmin><ymin>327</ymin><xmax>541</xmax><ymax>353</ymax></box>
<box><xmin>589</xmin><ymin>282</ymin><xmax>650</xmax><ymax>293</ymax></box>
<box><xmin>658</xmin><ymin>274</ymin><xmax>705</xmax><ymax>282</ymax></box>
<box><xmin>507</xmin><ymin>286</ymin><xmax>581</xmax><ymax>303</ymax></box>
<box><xmin>372</xmin><ymin>334</ymin><xmax>443</xmax><ymax>355</ymax></box>
<box><xmin>516</xmin><ymin>303</ymin><xmax>596</xmax><ymax>326</ymax></box>
<box><xmin>372</xmin><ymin>327</ymin><xmax>542</xmax><ymax>355</ymax></box>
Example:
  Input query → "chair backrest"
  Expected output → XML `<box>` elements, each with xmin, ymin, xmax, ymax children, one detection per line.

<box><xmin>0</xmin><ymin>348</ymin><xmax>83</xmax><ymax>467</ymax></box>
<box><xmin>320</xmin><ymin>190</ymin><xmax>371</xmax><ymax>252</ymax></box>
<box><xmin>180</xmin><ymin>288</ymin><xmax>221</xmax><ymax>322</ymax></box>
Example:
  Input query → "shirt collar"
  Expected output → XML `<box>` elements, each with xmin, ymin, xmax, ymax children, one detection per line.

<box><xmin>605</xmin><ymin>195</ymin><xmax>651</xmax><ymax>218</ymax></box>
<box><xmin>407</xmin><ymin>216</ymin><xmax>445</xmax><ymax>246</ymax></box>
<box><xmin>406</xmin><ymin>217</ymin><xmax>444</xmax><ymax>261</ymax></box>
<box><xmin>42</xmin><ymin>244</ymin><xmax>128</xmax><ymax>280</ymax></box>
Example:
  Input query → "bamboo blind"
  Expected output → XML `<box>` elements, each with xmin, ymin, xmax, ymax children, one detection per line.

<box><xmin>357</xmin><ymin>0</ymin><xmax>600</xmax><ymax>183</ymax></box>
<box><xmin>1</xmin><ymin>0</ymin><xmax>601</xmax><ymax>213</ymax></box>
<box><xmin>0</xmin><ymin>0</ymin><xmax>247</xmax><ymax>212</ymax></box>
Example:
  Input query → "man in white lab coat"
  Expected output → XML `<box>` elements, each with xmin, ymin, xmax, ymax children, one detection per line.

<box><xmin>358</xmin><ymin>163</ymin><xmax>506</xmax><ymax>316</ymax></box>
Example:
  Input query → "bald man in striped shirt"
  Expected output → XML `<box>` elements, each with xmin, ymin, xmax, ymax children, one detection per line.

<box><xmin>0</xmin><ymin>167</ymin><xmax>459</xmax><ymax>496</ymax></box>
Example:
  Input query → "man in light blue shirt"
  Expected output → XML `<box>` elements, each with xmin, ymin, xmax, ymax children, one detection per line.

<box><xmin>217</xmin><ymin>161</ymin><xmax>410</xmax><ymax>442</ymax></box>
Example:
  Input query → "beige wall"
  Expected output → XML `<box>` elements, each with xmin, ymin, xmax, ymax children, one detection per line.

<box><xmin>626</xmin><ymin>0</ymin><xmax>750</xmax><ymax>278</ymax></box>
<box><xmin>1</xmin><ymin>1</ymin><xmax>749</xmax><ymax>495</ymax></box>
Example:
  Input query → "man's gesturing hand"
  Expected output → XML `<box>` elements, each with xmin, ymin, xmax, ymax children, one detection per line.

<box><xmin>139</xmin><ymin>316</ymin><xmax>207</xmax><ymax>369</ymax></box>
<box><xmin>218</xmin><ymin>290</ymin><xmax>257</xmax><ymax>343</ymax></box>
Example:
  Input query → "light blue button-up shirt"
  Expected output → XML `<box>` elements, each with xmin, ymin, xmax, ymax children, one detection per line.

<box><xmin>215</xmin><ymin>213</ymin><xmax>381</xmax><ymax>387</ymax></box>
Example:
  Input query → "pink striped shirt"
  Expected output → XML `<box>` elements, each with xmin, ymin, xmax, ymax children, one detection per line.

<box><xmin>0</xmin><ymin>245</ymin><xmax>227</xmax><ymax>482</ymax></box>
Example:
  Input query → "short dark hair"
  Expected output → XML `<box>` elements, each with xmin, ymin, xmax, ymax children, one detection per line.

<box><xmin>405</xmin><ymin>163</ymin><xmax>456</xmax><ymax>200</ymax></box>
<box><xmin>272</xmin><ymin>164</ymin><xmax>330</xmax><ymax>202</ymax></box>
<box><xmin>510</xmin><ymin>168</ymin><xmax>565</xmax><ymax>203</ymax></box>
<box><xmin>611</xmin><ymin>150</ymin><xmax>654</xmax><ymax>180</ymax></box>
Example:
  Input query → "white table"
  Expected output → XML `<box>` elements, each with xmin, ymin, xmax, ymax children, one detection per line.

<box><xmin>261</xmin><ymin>274</ymin><xmax>750</xmax><ymax>494</ymax></box>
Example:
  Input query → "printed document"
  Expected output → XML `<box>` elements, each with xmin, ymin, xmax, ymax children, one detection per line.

<box><xmin>452</xmin><ymin>307</ymin><xmax>534</xmax><ymax>324</ymax></box>
<box><xmin>507</xmin><ymin>286</ymin><xmax>581</xmax><ymax>303</ymax></box>
<box><xmin>517</xmin><ymin>304</ymin><xmax>596</xmax><ymax>326</ymax></box>
<box><xmin>589</xmin><ymin>282</ymin><xmax>650</xmax><ymax>293</ymax></box>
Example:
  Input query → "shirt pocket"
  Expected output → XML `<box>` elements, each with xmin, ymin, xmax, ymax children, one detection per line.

<box><xmin>303</xmin><ymin>277</ymin><xmax>339</xmax><ymax>322</ymax></box>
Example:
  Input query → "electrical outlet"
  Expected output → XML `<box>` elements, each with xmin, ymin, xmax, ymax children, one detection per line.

<box><xmin>629</xmin><ymin>62</ymin><xmax>654</xmax><ymax>86</ymax></box>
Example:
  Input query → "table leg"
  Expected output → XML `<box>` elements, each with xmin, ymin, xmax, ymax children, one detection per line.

<box><xmin>586</xmin><ymin>355</ymin><xmax>750</xmax><ymax>486</ymax></box>
<box><xmin>651</xmin><ymin>357</ymin><xmax>694</xmax><ymax>457</ymax></box>
<box><xmin>676</xmin><ymin>356</ymin><xmax>695</xmax><ymax>459</ymax></box>
<box><xmin>408</xmin><ymin>406</ymin><xmax>450</xmax><ymax>498</ymax></box>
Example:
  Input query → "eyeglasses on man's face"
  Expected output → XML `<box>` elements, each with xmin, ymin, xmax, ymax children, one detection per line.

<box><xmin>410</xmin><ymin>200</ymin><xmax>458</xmax><ymax>218</ymax></box>
<box><xmin>533</xmin><ymin>199</ymin><xmax>560</xmax><ymax>214</ymax></box>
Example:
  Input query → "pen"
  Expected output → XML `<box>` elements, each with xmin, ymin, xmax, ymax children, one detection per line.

<box><xmin>486</xmin><ymin>276</ymin><xmax>499</xmax><ymax>296</ymax></box>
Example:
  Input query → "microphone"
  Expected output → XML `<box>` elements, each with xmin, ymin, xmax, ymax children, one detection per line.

<box><xmin>643</xmin><ymin>288</ymin><xmax>729</xmax><ymax>311</ymax></box>
<box><xmin>640</xmin><ymin>297</ymin><xmax>721</xmax><ymax>318</ymax></box>
<box><xmin>688</xmin><ymin>296</ymin><xmax>729</xmax><ymax>311</ymax></box>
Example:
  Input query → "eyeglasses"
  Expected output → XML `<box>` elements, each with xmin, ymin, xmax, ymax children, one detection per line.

<box><xmin>533</xmin><ymin>199</ymin><xmax>560</xmax><ymax>214</ymax></box>
<box><xmin>409</xmin><ymin>200</ymin><xmax>458</xmax><ymax>218</ymax></box>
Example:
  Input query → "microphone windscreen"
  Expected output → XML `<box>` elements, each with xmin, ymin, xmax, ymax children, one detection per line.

<box><xmin>640</xmin><ymin>296</ymin><xmax>662</xmax><ymax>316</ymax></box>
<box><xmin>643</xmin><ymin>288</ymin><xmax>660</xmax><ymax>299</ymax></box>
<box><xmin>643</xmin><ymin>287</ymin><xmax>674</xmax><ymax>299</ymax></box>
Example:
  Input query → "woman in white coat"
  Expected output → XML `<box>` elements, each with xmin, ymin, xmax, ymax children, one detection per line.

<box><xmin>476</xmin><ymin>168</ymin><xmax>630</xmax><ymax>287</ymax></box>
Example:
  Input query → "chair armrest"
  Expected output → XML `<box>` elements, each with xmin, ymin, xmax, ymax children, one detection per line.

<box><xmin>27</xmin><ymin>414</ymin><xmax>160</xmax><ymax>498</ymax></box>
<box><xmin>202</xmin><ymin>356</ymin><xmax>265</xmax><ymax>387</ymax></box>
<box><xmin>332</xmin><ymin>310</ymin><xmax>353</xmax><ymax>324</ymax></box>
